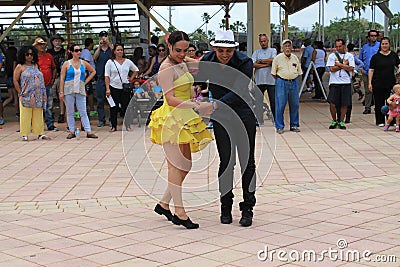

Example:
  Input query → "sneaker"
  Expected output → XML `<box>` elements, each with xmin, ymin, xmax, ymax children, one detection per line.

<box><xmin>22</xmin><ymin>136</ymin><xmax>28</xmax><ymax>141</ymax></box>
<box><xmin>207</xmin><ymin>122</ymin><xmax>213</xmax><ymax>129</ymax></box>
<box><xmin>89</xmin><ymin>110</ymin><xmax>98</xmax><ymax>117</ymax></box>
<box><xmin>48</xmin><ymin>126</ymin><xmax>59</xmax><ymax>132</ymax></box>
<box><xmin>290</xmin><ymin>127</ymin><xmax>300</xmax><ymax>132</ymax></box>
<box><xmin>329</xmin><ymin>120</ymin><xmax>338</xmax><ymax>129</ymax></box>
<box><xmin>396</xmin><ymin>126</ymin><xmax>400</xmax><ymax>132</ymax></box>
<box><xmin>38</xmin><ymin>135</ymin><xmax>51</xmax><ymax>140</ymax></box>
<box><xmin>339</xmin><ymin>121</ymin><xmax>346</xmax><ymax>130</ymax></box>
<box><xmin>97</xmin><ymin>121</ymin><xmax>105</xmax><ymax>127</ymax></box>
<box><xmin>383</xmin><ymin>124</ymin><xmax>390</xmax><ymax>131</ymax></box>
<box><xmin>74</xmin><ymin>112</ymin><xmax>80</xmax><ymax>119</ymax></box>
<box><xmin>363</xmin><ymin>109</ymin><xmax>371</xmax><ymax>114</ymax></box>
<box><xmin>0</xmin><ymin>117</ymin><xmax>4</xmax><ymax>125</ymax></box>
<box><xmin>16</xmin><ymin>113</ymin><xmax>20</xmax><ymax>119</ymax></box>
<box><xmin>276</xmin><ymin>128</ymin><xmax>284</xmax><ymax>134</ymax></box>
<box><xmin>377</xmin><ymin>123</ymin><xmax>385</xmax><ymax>127</ymax></box>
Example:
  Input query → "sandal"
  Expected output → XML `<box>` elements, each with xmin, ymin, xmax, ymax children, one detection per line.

<box><xmin>86</xmin><ymin>133</ymin><xmax>98</xmax><ymax>139</ymax></box>
<box><xmin>66</xmin><ymin>133</ymin><xmax>76</xmax><ymax>139</ymax></box>
<box><xmin>38</xmin><ymin>135</ymin><xmax>51</xmax><ymax>140</ymax></box>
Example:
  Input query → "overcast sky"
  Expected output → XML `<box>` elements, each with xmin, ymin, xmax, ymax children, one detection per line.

<box><xmin>0</xmin><ymin>1</ymin><xmax>398</xmax><ymax>36</ymax></box>
<box><xmin>151</xmin><ymin>0</ymin><xmax>400</xmax><ymax>33</ymax></box>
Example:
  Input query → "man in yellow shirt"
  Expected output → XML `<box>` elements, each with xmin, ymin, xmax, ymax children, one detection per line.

<box><xmin>271</xmin><ymin>39</ymin><xmax>302</xmax><ymax>134</ymax></box>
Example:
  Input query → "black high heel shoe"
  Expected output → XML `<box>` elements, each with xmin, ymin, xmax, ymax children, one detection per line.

<box><xmin>154</xmin><ymin>204</ymin><xmax>173</xmax><ymax>221</ymax></box>
<box><xmin>172</xmin><ymin>215</ymin><xmax>199</xmax><ymax>229</ymax></box>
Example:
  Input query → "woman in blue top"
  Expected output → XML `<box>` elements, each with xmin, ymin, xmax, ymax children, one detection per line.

<box><xmin>59</xmin><ymin>44</ymin><xmax>98</xmax><ymax>139</ymax></box>
<box><xmin>142</xmin><ymin>43</ymin><xmax>167</xmax><ymax>78</ymax></box>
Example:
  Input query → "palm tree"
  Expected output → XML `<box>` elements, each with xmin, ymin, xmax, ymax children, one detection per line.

<box><xmin>230</xmin><ymin>20</ymin><xmax>246</xmax><ymax>34</ymax></box>
<box><xmin>201</xmin><ymin>12</ymin><xmax>211</xmax><ymax>39</ymax></box>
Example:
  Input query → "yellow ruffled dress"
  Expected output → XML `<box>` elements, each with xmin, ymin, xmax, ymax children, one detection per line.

<box><xmin>149</xmin><ymin>72</ymin><xmax>213</xmax><ymax>152</ymax></box>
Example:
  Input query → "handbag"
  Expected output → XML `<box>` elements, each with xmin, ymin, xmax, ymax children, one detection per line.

<box><xmin>112</xmin><ymin>60</ymin><xmax>133</xmax><ymax>93</ymax></box>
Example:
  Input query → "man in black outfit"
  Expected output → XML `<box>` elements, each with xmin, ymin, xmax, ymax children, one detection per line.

<box><xmin>200</xmin><ymin>30</ymin><xmax>257</xmax><ymax>227</ymax></box>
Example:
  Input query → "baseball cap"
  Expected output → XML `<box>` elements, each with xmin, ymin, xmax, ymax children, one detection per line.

<box><xmin>282</xmin><ymin>39</ymin><xmax>292</xmax><ymax>46</ymax></box>
<box><xmin>99</xmin><ymin>31</ymin><xmax>108</xmax><ymax>37</ymax></box>
<box><xmin>32</xmin><ymin>37</ymin><xmax>47</xmax><ymax>46</ymax></box>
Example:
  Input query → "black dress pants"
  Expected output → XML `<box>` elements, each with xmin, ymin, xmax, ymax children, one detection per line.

<box><xmin>212</xmin><ymin>116</ymin><xmax>257</xmax><ymax>211</ymax></box>
<box><xmin>255</xmin><ymin>84</ymin><xmax>275</xmax><ymax>123</ymax></box>
<box><xmin>110</xmin><ymin>86</ymin><xmax>131</xmax><ymax>128</ymax></box>
<box><xmin>373</xmin><ymin>87</ymin><xmax>391</xmax><ymax>125</ymax></box>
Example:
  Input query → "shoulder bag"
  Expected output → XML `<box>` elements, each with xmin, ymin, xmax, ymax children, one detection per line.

<box><xmin>112</xmin><ymin>60</ymin><xmax>133</xmax><ymax>93</ymax></box>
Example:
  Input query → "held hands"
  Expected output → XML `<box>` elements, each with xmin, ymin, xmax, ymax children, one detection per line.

<box><xmin>196</xmin><ymin>101</ymin><xmax>213</xmax><ymax>116</ymax></box>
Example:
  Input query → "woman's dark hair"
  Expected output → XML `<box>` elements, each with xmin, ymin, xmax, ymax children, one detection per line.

<box><xmin>66</xmin><ymin>43</ymin><xmax>80</xmax><ymax>60</ymax></box>
<box><xmin>17</xmin><ymin>46</ymin><xmax>38</xmax><ymax>65</ymax></box>
<box><xmin>379</xmin><ymin>37</ymin><xmax>390</xmax><ymax>51</ymax></box>
<box><xmin>156</xmin><ymin>43</ymin><xmax>166</xmax><ymax>54</ymax></box>
<box><xmin>347</xmin><ymin>43</ymin><xmax>355</xmax><ymax>51</ymax></box>
<box><xmin>110</xmin><ymin>43</ymin><xmax>126</xmax><ymax>60</ymax></box>
<box><xmin>133</xmin><ymin>46</ymin><xmax>144</xmax><ymax>64</ymax></box>
<box><xmin>167</xmin><ymin>31</ymin><xmax>189</xmax><ymax>47</ymax></box>
<box><xmin>273</xmin><ymin>42</ymin><xmax>281</xmax><ymax>54</ymax></box>
<box><xmin>188</xmin><ymin>43</ymin><xmax>196</xmax><ymax>50</ymax></box>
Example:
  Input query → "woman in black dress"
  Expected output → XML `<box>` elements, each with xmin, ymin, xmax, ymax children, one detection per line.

<box><xmin>368</xmin><ymin>37</ymin><xmax>400</xmax><ymax>126</ymax></box>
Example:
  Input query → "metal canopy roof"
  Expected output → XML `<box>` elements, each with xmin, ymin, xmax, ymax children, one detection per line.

<box><xmin>1</xmin><ymin>0</ymin><xmax>319</xmax><ymax>14</ymax></box>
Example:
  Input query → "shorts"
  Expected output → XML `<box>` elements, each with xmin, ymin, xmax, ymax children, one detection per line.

<box><xmin>327</xmin><ymin>83</ymin><xmax>352</xmax><ymax>107</ymax></box>
<box><xmin>5</xmin><ymin>76</ymin><xmax>14</xmax><ymax>88</ymax></box>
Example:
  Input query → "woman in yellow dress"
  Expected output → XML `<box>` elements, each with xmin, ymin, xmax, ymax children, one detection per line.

<box><xmin>149</xmin><ymin>31</ymin><xmax>213</xmax><ymax>229</ymax></box>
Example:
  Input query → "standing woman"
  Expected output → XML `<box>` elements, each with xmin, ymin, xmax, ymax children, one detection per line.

<box><xmin>311</xmin><ymin>41</ymin><xmax>326</xmax><ymax>100</ymax></box>
<box><xmin>105</xmin><ymin>43</ymin><xmax>139</xmax><ymax>132</ymax></box>
<box><xmin>149</xmin><ymin>31</ymin><xmax>213</xmax><ymax>229</ymax></box>
<box><xmin>59</xmin><ymin>44</ymin><xmax>98</xmax><ymax>139</ymax></box>
<box><xmin>142</xmin><ymin>43</ymin><xmax>167</xmax><ymax>78</ymax></box>
<box><xmin>13</xmin><ymin>46</ymin><xmax>49</xmax><ymax>141</ymax></box>
<box><xmin>368</xmin><ymin>37</ymin><xmax>400</xmax><ymax>126</ymax></box>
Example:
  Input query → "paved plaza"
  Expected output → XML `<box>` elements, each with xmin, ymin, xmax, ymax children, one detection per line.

<box><xmin>0</xmin><ymin>93</ymin><xmax>399</xmax><ymax>266</ymax></box>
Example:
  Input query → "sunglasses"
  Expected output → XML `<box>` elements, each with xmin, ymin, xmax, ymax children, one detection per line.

<box><xmin>369</xmin><ymin>35</ymin><xmax>378</xmax><ymax>37</ymax></box>
<box><xmin>188</xmin><ymin>49</ymin><xmax>195</xmax><ymax>52</ymax></box>
<box><xmin>258</xmin><ymin>33</ymin><xmax>267</xmax><ymax>37</ymax></box>
<box><xmin>158</xmin><ymin>49</ymin><xmax>165</xmax><ymax>52</ymax></box>
<box><xmin>25</xmin><ymin>53</ymin><xmax>34</xmax><ymax>56</ymax></box>
<box><xmin>73</xmin><ymin>49</ymin><xmax>82</xmax><ymax>52</ymax></box>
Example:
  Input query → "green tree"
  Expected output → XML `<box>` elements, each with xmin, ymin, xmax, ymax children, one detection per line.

<box><xmin>153</xmin><ymin>27</ymin><xmax>162</xmax><ymax>37</ymax></box>
<box><xmin>230</xmin><ymin>21</ymin><xmax>246</xmax><ymax>33</ymax></box>
<box><xmin>201</xmin><ymin>12</ymin><xmax>211</xmax><ymax>39</ymax></box>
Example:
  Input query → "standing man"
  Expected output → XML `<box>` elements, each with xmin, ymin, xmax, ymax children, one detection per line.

<box><xmin>81</xmin><ymin>37</ymin><xmax>96</xmax><ymax>116</ymax></box>
<box><xmin>47</xmin><ymin>34</ymin><xmax>66</xmax><ymax>123</ymax></box>
<box><xmin>327</xmin><ymin>39</ymin><xmax>355</xmax><ymax>130</ymax></box>
<box><xmin>359</xmin><ymin>30</ymin><xmax>380</xmax><ymax>114</ymax></box>
<box><xmin>271</xmin><ymin>39</ymin><xmax>303</xmax><ymax>134</ymax></box>
<box><xmin>252</xmin><ymin>33</ymin><xmax>276</xmax><ymax>125</ymax></box>
<box><xmin>33</xmin><ymin>37</ymin><xmax>58</xmax><ymax>131</ymax></box>
<box><xmin>201</xmin><ymin>30</ymin><xmax>257</xmax><ymax>227</ymax></box>
<box><xmin>93</xmin><ymin>31</ymin><xmax>113</xmax><ymax>127</ymax></box>
<box><xmin>301</xmin><ymin>39</ymin><xmax>314</xmax><ymax>93</ymax></box>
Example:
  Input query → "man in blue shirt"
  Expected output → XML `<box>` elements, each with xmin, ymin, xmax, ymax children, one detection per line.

<box><xmin>94</xmin><ymin>31</ymin><xmax>113</xmax><ymax>127</ymax></box>
<box><xmin>359</xmin><ymin>30</ymin><xmax>380</xmax><ymax>114</ymax></box>
<box><xmin>252</xmin><ymin>34</ymin><xmax>276</xmax><ymax>125</ymax></box>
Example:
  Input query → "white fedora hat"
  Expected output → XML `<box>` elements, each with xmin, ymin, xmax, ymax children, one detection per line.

<box><xmin>210</xmin><ymin>30</ymin><xmax>239</xmax><ymax>48</ymax></box>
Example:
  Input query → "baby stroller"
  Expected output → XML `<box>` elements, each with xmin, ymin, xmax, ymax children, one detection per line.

<box><xmin>125</xmin><ymin>81</ymin><xmax>160</xmax><ymax>128</ymax></box>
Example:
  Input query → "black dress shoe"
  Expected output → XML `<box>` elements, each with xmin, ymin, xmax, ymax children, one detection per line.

<box><xmin>220</xmin><ymin>205</ymin><xmax>232</xmax><ymax>224</ymax></box>
<box><xmin>239</xmin><ymin>209</ymin><xmax>253</xmax><ymax>227</ymax></box>
<box><xmin>154</xmin><ymin>204</ymin><xmax>173</xmax><ymax>221</ymax></box>
<box><xmin>172</xmin><ymin>215</ymin><xmax>199</xmax><ymax>229</ymax></box>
